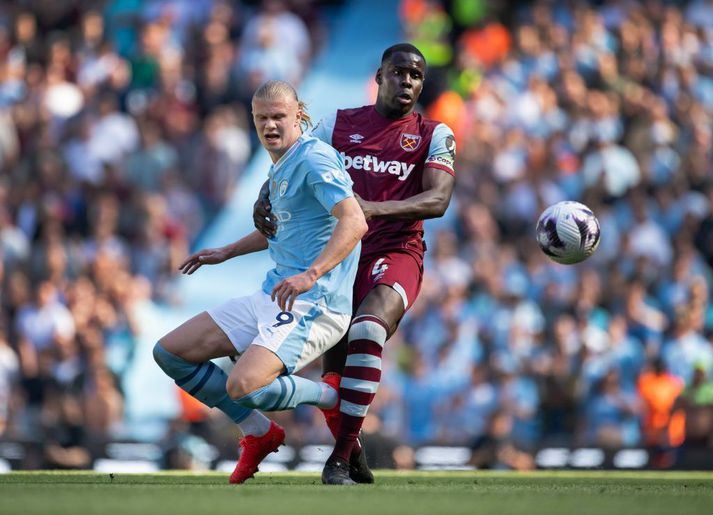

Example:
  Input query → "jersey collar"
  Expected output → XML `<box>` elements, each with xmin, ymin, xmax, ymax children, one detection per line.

<box><xmin>369</xmin><ymin>105</ymin><xmax>416</xmax><ymax>127</ymax></box>
<box><xmin>270</xmin><ymin>134</ymin><xmax>305</xmax><ymax>175</ymax></box>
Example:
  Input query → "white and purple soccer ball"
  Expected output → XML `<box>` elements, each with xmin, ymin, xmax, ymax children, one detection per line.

<box><xmin>536</xmin><ymin>201</ymin><xmax>601</xmax><ymax>265</ymax></box>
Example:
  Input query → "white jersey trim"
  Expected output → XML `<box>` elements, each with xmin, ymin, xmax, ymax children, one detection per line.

<box><xmin>425</xmin><ymin>123</ymin><xmax>456</xmax><ymax>174</ymax></box>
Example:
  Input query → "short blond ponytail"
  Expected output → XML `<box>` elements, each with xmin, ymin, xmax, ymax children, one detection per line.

<box><xmin>298</xmin><ymin>100</ymin><xmax>312</xmax><ymax>130</ymax></box>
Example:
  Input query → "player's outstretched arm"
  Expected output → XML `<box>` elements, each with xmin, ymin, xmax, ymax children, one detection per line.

<box><xmin>253</xmin><ymin>180</ymin><xmax>277</xmax><ymax>238</ymax></box>
<box><xmin>358</xmin><ymin>167</ymin><xmax>455</xmax><ymax>221</ymax></box>
<box><xmin>271</xmin><ymin>196</ymin><xmax>367</xmax><ymax>311</ymax></box>
<box><xmin>179</xmin><ymin>230</ymin><xmax>269</xmax><ymax>275</ymax></box>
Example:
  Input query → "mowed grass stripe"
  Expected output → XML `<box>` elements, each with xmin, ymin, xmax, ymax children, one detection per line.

<box><xmin>0</xmin><ymin>471</ymin><xmax>711</xmax><ymax>515</ymax></box>
<box><xmin>2</xmin><ymin>469</ymin><xmax>713</xmax><ymax>483</ymax></box>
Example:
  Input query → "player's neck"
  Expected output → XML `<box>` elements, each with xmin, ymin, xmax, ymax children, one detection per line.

<box><xmin>373</xmin><ymin>102</ymin><xmax>414</xmax><ymax>121</ymax></box>
<box><xmin>268</xmin><ymin>131</ymin><xmax>303</xmax><ymax>163</ymax></box>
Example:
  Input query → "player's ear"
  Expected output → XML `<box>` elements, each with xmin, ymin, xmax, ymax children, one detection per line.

<box><xmin>375</xmin><ymin>67</ymin><xmax>383</xmax><ymax>85</ymax></box>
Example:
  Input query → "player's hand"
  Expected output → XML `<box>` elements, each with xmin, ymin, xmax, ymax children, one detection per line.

<box><xmin>271</xmin><ymin>271</ymin><xmax>317</xmax><ymax>311</ymax></box>
<box><xmin>354</xmin><ymin>193</ymin><xmax>376</xmax><ymax>221</ymax></box>
<box><xmin>254</xmin><ymin>192</ymin><xmax>277</xmax><ymax>238</ymax></box>
<box><xmin>178</xmin><ymin>246</ymin><xmax>231</xmax><ymax>275</ymax></box>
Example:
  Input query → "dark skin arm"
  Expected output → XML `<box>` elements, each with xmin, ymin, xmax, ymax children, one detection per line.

<box><xmin>356</xmin><ymin>167</ymin><xmax>455</xmax><ymax>221</ymax></box>
<box><xmin>253</xmin><ymin>167</ymin><xmax>455</xmax><ymax>236</ymax></box>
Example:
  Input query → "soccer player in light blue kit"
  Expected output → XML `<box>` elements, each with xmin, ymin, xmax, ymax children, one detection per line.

<box><xmin>153</xmin><ymin>80</ymin><xmax>367</xmax><ymax>484</ymax></box>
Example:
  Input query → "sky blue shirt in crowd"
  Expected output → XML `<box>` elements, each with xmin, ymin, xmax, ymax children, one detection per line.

<box><xmin>261</xmin><ymin>133</ymin><xmax>359</xmax><ymax>315</ymax></box>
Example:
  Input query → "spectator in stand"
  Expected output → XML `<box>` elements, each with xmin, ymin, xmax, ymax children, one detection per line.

<box><xmin>238</xmin><ymin>0</ymin><xmax>311</xmax><ymax>94</ymax></box>
<box><xmin>582</xmin><ymin>368</ymin><xmax>642</xmax><ymax>447</ymax></box>
<box><xmin>0</xmin><ymin>328</ymin><xmax>19</xmax><ymax>436</ymax></box>
<box><xmin>0</xmin><ymin>0</ymin><xmax>326</xmax><ymax>467</ymax></box>
<box><xmin>5</xmin><ymin>0</ymin><xmax>713</xmax><ymax>469</ymax></box>
<box><xmin>676</xmin><ymin>362</ymin><xmax>713</xmax><ymax>447</ymax></box>
<box><xmin>638</xmin><ymin>358</ymin><xmax>686</xmax><ymax>448</ymax></box>
<box><xmin>662</xmin><ymin>308</ymin><xmax>713</xmax><ymax>385</ymax></box>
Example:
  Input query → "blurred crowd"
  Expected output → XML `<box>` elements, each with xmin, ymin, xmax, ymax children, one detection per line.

<box><xmin>372</xmin><ymin>0</ymin><xmax>713</xmax><ymax>469</ymax></box>
<box><xmin>2</xmin><ymin>0</ymin><xmax>713</xmax><ymax>471</ymax></box>
<box><xmin>0</xmin><ymin>0</ymin><xmax>325</xmax><ymax>468</ymax></box>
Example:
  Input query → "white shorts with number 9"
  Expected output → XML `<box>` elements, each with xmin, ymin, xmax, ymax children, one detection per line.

<box><xmin>207</xmin><ymin>290</ymin><xmax>350</xmax><ymax>374</ymax></box>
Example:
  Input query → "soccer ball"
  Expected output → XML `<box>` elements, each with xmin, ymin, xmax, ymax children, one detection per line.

<box><xmin>536</xmin><ymin>201</ymin><xmax>600</xmax><ymax>265</ymax></box>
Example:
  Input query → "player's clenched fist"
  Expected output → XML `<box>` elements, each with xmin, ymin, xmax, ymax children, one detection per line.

<box><xmin>271</xmin><ymin>271</ymin><xmax>317</xmax><ymax>311</ymax></box>
<box><xmin>254</xmin><ymin>187</ymin><xmax>277</xmax><ymax>238</ymax></box>
<box><xmin>178</xmin><ymin>246</ymin><xmax>232</xmax><ymax>275</ymax></box>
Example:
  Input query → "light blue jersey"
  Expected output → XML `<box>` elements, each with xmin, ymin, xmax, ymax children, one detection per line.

<box><xmin>262</xmin><ymin>133</ymin><xmax>360</xmax><ymax>315</ymax></box>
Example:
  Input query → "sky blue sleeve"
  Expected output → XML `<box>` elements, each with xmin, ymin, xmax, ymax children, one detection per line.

<box><xmin>308</xmin><ymin>112</ymin><xmax>337</xmax><ymax>146</ymax></box>
<box><xmin>305</xmin><ymin>146</ymin><xmax>354</xmax><ymax>214</ymax></box>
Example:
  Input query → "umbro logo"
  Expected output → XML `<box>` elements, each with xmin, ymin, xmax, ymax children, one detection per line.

<box><xmin>349</xmin><ymin>134</ymin><xmax>364</xmax><ymax>144</ymax></box>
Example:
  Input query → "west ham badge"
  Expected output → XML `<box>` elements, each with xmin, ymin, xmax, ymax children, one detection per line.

<box><xmin>400</xmin><ymin>133</ymin><xmax>421</xmax><ymax>152</ymax></box>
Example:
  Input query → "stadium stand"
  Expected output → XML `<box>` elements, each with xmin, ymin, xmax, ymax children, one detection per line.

<box><xmin>1</xmin><ymin>0</ymin><xmax>713</xmax><ymax>471</ymax></box>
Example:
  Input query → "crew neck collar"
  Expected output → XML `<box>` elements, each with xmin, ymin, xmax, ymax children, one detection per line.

<box><xmin>369</xmin><ymin>104</ymin><xmax>416</xmax><ymax>126</ymax></box>
<box><xmin>271</xmin><ymin>134</ymin><xmax>304</xmax><ymax>173</ymax></box>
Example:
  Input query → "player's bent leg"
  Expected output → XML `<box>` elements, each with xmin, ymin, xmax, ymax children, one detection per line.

<box><xmin>230</xmin><ymin>294</ymin><xmax>351</xmax><ymax>412</ymax></box>
<box><xmin>159</xmin><ymin>311</ymin><xmax>237</xmax><ymax>362</ymax></box>
<box><xmin>222</xmin><ymin>346</ymin><xmax>290</xmax><ymax>485</ymax></box>
<box><xmin>153</xmin><ymin>312</ymin><xmax>251</xmax><ymax>423</ymax></box>
<box><xmin>153</xmin><ymin>311</ymin><xmax>280</xmax><ymax>485</ymax></box>
<box><xmin>226</xmin><ymin>345</ymin><xmax>284</xmax><ymax>400</ymax></box>
<box><xmin>228</xmin><ymin>340</ymin><xmax>341</xmax><ymax>484</ymax></box>
<box><xmin>229</xmin><ymin>345</ymin><xmax>338</xmax><ymax>411</ymax></box>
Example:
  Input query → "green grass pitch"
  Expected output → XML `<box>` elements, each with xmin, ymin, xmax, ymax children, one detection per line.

<box><xmin>1</xmin><ymin>470</ymin><xmax>712</xmax><ymax>515</ymax></box>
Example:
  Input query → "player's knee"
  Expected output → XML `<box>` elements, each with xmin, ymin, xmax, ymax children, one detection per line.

<box><xmin>226</xmin><ymin>374</ymin><xmax>260</xmax><ymax>401</ymax></box>
<box><xmin>153</xmin><ymin>341</ymin><xmax>170</xmax><ymax>371</ymax></box>
<box><xmin>156</xmin><ymin>335</ymin><xmax>182</xmax><ymax>358</ymax></box>
<box><xmin>348</xmin><ymin>314</ymin><xmax>391</xmax><ymax>346</ymax></box>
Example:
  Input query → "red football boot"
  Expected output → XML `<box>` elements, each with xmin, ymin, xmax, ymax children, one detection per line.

<box><xmin>229</xmin><ymin>421</ymin><xmax>285</xmax><ymax>484</ymax></box>
<box><xmin>319</xmin><ymin>372</ymin><xmax>343</xmax><ymax>438</ymax></box>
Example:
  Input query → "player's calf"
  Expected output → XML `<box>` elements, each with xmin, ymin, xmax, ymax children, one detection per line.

<box><xmin>153</xmin><ymin>342</ymin><xmax>252</xmax><ymax>423</ymax></box>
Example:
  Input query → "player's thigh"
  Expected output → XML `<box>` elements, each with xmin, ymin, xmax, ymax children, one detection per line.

<box><xmin>159</xmin><ymin>312</ymin><xmax>236</xmax><ymax>362</ymax></box>
<box><xmin>356</xmin><ymin>285</ymin><xmax>405</xmax><ymax>336</ymax></box>
<box><xmin>250</xmin><ymin>292</ymin><xmax>350</xmax><ymax>375</ymax></box>
<box><xmin>161</xmin><ymin>292</ymin><xmax>260</xmax><ymax>362</ymax></box>
<box><xmin>206</xmin><ymin>292</ymin><xmax>262</xmax><ymax>355</ymax></box>
<box><xmin>355</xmin><ymin>251</ymin><xmax>423</xmax><ymax>336</ymax></box>
<box><xmin>291</xmin><ymin>307</ymin><xmax>350</xmax><ymax>373</ymax></box>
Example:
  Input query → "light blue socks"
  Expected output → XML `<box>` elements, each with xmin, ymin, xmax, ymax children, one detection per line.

<box><xmin>237</xmin><ymin>375</ymin><xmax>336</xmax><ymax>411</ymax></box>
<box><xmin>153</xmin><ymin>342</ymin><xmax>337</xmax><ymax>423</ymax></box>
<box><xmin>153</xmin><ymin>342</ymin><xmax>252</xmax><ymax>424</ymax></box>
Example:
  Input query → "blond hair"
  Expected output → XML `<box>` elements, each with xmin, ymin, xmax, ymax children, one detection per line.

<box><xmin>252</xmin><ymin>80</ymin><xmax>312</xmax><ymax>130</ymax></box>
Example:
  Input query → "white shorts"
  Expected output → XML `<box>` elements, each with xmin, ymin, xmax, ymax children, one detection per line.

<box><xmin>207</xmin><ymin>290</ymin><xmax>350</xmax><ymax>374</ymax></box>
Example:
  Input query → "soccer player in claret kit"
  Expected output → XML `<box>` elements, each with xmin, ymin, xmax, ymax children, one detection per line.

<box><xmin>154</xmin><ymin>80</ymin><xmax>367</xmax><ymax>484</ymax></box>
<box><xmin>254</xmin><ymin>43</ymin><xmax>456</xmax><ymax>484</ymax></box>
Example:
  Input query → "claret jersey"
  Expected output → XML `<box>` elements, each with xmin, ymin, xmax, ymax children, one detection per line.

<box><xmin>311</xmin><ymin>105</ymin><xmax>456</xmax><ymax>259</ymax></box>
